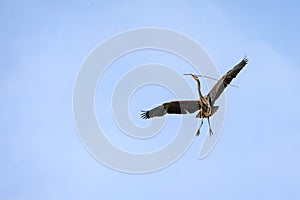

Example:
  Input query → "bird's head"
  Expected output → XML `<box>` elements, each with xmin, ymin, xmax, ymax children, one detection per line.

<box><xmin>183</xmin><ymin>73</ymin><xmax>199</xmax><ymax>81</ymax></box>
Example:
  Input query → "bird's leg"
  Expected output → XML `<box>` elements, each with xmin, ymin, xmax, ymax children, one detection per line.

<box><xmin>207</xmin><ymin>117</ymin><xmax>213</xmax><ymax>137</ymax></box>
<box><xmin>196</xmin><ymin>109</ymin><xmax>204</xmax><ymax>137</ymax></box>
<box><xmin>196</xmin><ymin>117</ymin><xmax>204</xmax><ymax>137</ymax></box>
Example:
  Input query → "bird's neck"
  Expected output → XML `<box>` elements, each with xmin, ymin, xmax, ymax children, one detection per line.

<box><xmin>197</xmin><ymin>80</ymin><xmax>204</xmax><ymax>98</ymax></box>
<box><xmin>197</xmin><ymin>80</ymin><xmax>205</xmax><ymax>107</ymax></box>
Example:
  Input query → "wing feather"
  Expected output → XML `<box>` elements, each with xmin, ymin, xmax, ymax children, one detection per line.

<box><xmin>206</xmin><ymin>57</ymin><xmax>248</xmax><ymax>105</ymax></box>
<box><xmin>141</xmin><ymin>100</ymin><xmax>200</xmax><ymax>119</ymax></box>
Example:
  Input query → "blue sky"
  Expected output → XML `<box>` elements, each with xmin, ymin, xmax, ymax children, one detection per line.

<box><xmin>1</xmin><ymin>0</ymin><xmax>300</xmax><ymax>199</ymax></box>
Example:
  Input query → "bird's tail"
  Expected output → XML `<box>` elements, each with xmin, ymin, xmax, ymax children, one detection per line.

<box><xmin>211</xmin><ymin>106</ymin><xmax>219</xmax><ymax>115</ymax></box>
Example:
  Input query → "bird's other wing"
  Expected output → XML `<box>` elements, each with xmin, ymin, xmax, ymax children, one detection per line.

<box><xmin>141</xmin><ymin>100</ymin><xmax>200</xmax><ymax>119</ymax></box>
<box><xmin>206</xmin><ymin>57</ymin><xmax>248</xmax><ymax>105</ymax></box>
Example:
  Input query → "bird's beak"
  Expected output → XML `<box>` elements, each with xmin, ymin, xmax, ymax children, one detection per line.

<box><xmin>183</xmin><ymin>73</ymin><xmax>190</xmax><ymax>76</ymax></box>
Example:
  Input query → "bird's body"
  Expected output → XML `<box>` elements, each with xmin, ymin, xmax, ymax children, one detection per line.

<box><xmin>141</xmin><ymin>57</ymin><xmax>248</xmax><ymax>136</ymax></box>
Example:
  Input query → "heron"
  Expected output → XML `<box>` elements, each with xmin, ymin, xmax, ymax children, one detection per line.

<box><xmin>141</xmin><ymin>57</ymin><xmax>248</xmax><ymax>136</ymax></box>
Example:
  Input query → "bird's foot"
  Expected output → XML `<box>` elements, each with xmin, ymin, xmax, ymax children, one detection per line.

<box><xmin>209</xmin><ymin>129</ymin><xmax>214</xmax><ymax>137</ymax></box>
<box><xmin>196</xmin><ymin>129</ymin><xmax>200</xmax><ymax>137</ymax></box>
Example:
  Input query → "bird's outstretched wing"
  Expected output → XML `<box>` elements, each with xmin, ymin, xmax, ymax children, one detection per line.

<box><xmin>141</xmin><ymin>100</ymin><xmax>200</xmax><ymax>119</ymax></box>
<box><xmin>206</xmin><ymin>57</ymin><xmax>248</xmax><ymax>105</ymax></box>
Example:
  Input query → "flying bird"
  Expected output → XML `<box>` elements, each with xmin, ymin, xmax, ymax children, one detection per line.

<box><xmin>141</xmin><ymin>57</ymin><xmax>248</xmax><ymax>136</ymax></box>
